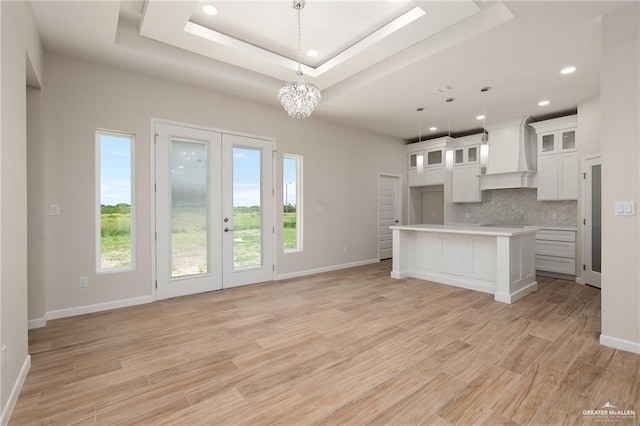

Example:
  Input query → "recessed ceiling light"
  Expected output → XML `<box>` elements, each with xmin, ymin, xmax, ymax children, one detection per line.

<box><xmin>476</xmin><ymin>115</ymin><xmax>485</xmax><ymax>120</ymax></box>
<box><xmin>561</xmin><ymin>66</ymin><xmax>576</xmax><ymax>75</ymax></box>
<box><xmin>307</xmin><ymin>50</ymin><xmax>319</xmax><ymax>58</ymax></box>
<box><xmin>538</xmin><ymin>100</ymin><xmax>550</xmax><ymax>106</ymax></box>
<box><xmin>203</xmin><ymin>4</ymin><xmax>218</xmax><ymax>16</ymax></box>
<box><xmin>429</xmin><ymin>127</ymin><xmax>437</xmax><ymax>131</ymax></box>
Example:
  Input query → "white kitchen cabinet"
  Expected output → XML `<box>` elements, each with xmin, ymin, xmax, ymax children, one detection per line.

<box><xmin>452</xmin><ymin>164</ymin><xmax>481</xmax><ymax>203</ymax></box>
<box><xmin>530</xmin><ymin>115</ymin><xmax>578</xmax><ymax>201</ymax></box>
<box><xmin>558</xmin><ymin>152</ymin><xmax>578</xmax><ymax>199</ymax></box>
<box><xmin>407</xmin><ymin>140</ymin><xmax>447</xmax><ymax>187</ymax></box>
<box><xmin>537</xmin><ymin>155</ymin><xmax>559</xmax><ymax>200</ymax></box>
<box><xmin>535</xmin><ymin>229</ymin><xmax>576</xmax><ymax>276</ymax></box>
<box><xmin>451</xmin><ymin>143</ymin><xmax>481</xmax><ymax>203</ymax></box>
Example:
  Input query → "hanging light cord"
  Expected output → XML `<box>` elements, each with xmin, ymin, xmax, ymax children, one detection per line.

<box><xmin>296</xmin><ymin>5</ymin><xmax>301</xmax><ymax>73</ymax></box>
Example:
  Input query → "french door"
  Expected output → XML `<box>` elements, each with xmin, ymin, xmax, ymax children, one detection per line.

<box><xmin>155</xmin><ymin>122</ymin><xmax>274</xmax><ymax>300</ymax></box>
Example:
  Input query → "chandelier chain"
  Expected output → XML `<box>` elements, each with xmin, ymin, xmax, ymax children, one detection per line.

<box><xmin>297</xmin><ymin>7</ymin><xmax>301</xmax><ymax>69</ymax></box>
<box><xmin>277</xmin><ymin>0</ymin><xmax>321</xmax><ymax>118</ymax></box>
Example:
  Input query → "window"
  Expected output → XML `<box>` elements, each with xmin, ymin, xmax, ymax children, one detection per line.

<box><xmin>283</xmin><ymin>155</ymin><xmax>302</xmax><ymax>252</ymax></box>
<box><xmin>96</xmin><ymin>130</ymin><xmax>135</xmax><ymax>272</ymax></box>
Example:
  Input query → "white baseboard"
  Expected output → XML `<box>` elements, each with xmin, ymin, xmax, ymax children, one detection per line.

<box><xmin>495</xmin><ymin>281</ymin><xmax>538</xmax><ymax>304</ymax></box>
<box><xmin>1</xmin><ymin>355</ymin><xmax>31</xmax><ymax>426</ymax></box>
<box><xmin>575</xmin><ymin>277</ymin><xmax>586</xmax><ymax>285</ymax></box>
<box><xmin>600</xmin><ymin>334</ymin><xmax>640</xmax><ymax>355</ymax></box>
<box><xmin>46</xmin><ymin>295</ymin><xmax>154</xmax><ymax>321</ymax></box>
<box><xmin>275</xmin><ymin>258</ymin><xmax>379</xmax><ymax>281</ymax></box>
<box><xmin>28</xmin><ymin>316</ymin><xmax>47</xmax><ymax>330</ymax></box>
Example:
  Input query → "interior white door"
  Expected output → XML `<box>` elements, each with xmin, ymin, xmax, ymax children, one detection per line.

<box><xmin>155</xmin><ymin>123</ymin><xmax>222</xmax><ymax>299</ymax></box>
<box><xmin>584</xmin><ymin>157</ymin><xmax>602</xmax><ymax>288</ymax></box>
<box><xmin>222</xmin><ymin>133</ymin><xmax>274</xmax><ymax>288</ymax></box>
<box><xmin>155</xmin><ymin>123</ymin><xmax>274</xmax><ymax>299</ymax></box>
<box><xmin>379</xmin><ymin>175</ymin><xmax>400</xmax><ymax>260</ymax></box>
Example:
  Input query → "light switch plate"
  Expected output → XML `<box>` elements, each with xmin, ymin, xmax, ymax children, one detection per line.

<box><xmin>614</xmin><ymin>201</ymin><xmax>636</xmax><ymax>216</ymax></box>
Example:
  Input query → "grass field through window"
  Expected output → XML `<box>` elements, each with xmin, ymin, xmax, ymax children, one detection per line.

<box><xmin>101</xmin><ymin>206</ymin><xmax>298</xmax><ymax>272</ymax></box>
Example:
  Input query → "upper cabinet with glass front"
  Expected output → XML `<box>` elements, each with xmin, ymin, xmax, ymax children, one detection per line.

<box><xmin>530</xmin><ymin>115</ymin><xmax>578</xmax><ymax>201</ymax></box>
<box><xmin>407</xmin><ymin>137</ymin><xmax>449</xmax><ymax>187</ymax></box>
<box><xmin>453</xmin><ymin>145</ymin><xmax>479</xmax><ymax>166</ymax></box>
<box><xmin>534</xmin><ymin>117</ymin><xmax>577</xmax><ymax>156</ymax></box>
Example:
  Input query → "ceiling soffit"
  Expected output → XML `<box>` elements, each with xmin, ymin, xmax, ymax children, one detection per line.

<box><xmin>138</xmin><ymin>0</ymin><xmax>513</xmax><ymax>90</ymax></box>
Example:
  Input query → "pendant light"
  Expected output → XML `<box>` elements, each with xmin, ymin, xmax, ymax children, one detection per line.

<box><xmin>444</xmin><ymin>97</ymin><xmax>455</xmax><ymax>171</ymax></box>
<box><xmin>278</xmin><ymin>0</ymin><xmax>321</xmax><ymax>118</ymax></box>
<box><xmin>480</xmin><ymin>87</ymin><xmax>490</xmax><ymax>174</ymax></box>
<box><xmin>416</xmin><ymin>107</ymin><xmax>425</xmax><ymax>175</ymax></box>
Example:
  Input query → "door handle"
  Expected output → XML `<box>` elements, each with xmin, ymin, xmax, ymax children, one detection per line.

<box><xmin>224</xmin><ymin>227</ymin><xmax>234</xmax><ymax>232</ymax></box>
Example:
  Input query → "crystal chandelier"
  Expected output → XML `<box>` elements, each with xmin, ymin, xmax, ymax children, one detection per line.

<box><xmin>278</xmin><ymin>0</ymin><xmax>321</xmax><ymax>118</ymax></box>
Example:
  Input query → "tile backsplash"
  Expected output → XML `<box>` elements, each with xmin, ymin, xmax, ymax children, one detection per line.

<box><xmin>449</xmin><ymin>188</ymin><xmax>577</xmax><ymax>227</ymax></box>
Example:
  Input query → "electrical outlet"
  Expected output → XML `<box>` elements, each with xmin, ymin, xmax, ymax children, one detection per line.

<box><xmin>343</xmin><ymin>246</ymin><xmax>349</xmax><ymax>253</ymax></box>
<box><xmin>79</xmin><ymin>276</ymin><xmax>88</xmax><ymax>287</ymax></box>
<box><xmin>1</xmin><ymin>345</ymin><xmax>6</xmax><ymax>371</ymax></box>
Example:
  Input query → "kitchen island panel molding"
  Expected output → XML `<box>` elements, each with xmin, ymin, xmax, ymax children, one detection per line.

<box><xmin>391</xmin><ymin>225</ymin><xmax>537</xmax><ymax>303</ymax></box>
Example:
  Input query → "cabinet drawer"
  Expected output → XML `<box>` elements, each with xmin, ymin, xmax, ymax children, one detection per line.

<box><xmin>536</xmin><ymin>229</ymin><xmax>576</xmax><ymax>242</ymax></box>
<box><xmin>536</xmin><ymin>255</ymin><xmax>576</xmax><ymax>275</ymax></box>
<box><xmin>535</xmin><ymin>240</ymin><xmax>575</xmax><ymax>258</ymax></box>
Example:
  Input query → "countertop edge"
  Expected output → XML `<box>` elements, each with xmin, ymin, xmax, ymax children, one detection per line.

<box><xmin>390</xmin><ymin>225</ymin><xmax>538</xmax><ymax>237</ymax></box>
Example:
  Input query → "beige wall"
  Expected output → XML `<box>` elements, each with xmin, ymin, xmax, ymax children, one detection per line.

<box><xmin>600</xmin><ymin>3</ymin><xmax>640</xmax><ymax>348</ymax></box>
<box><xmin>575</xmin><ymin>95</ymin><xmax>601</xmax><ymax>284</ymax></box>
<box><xmin>27</xmin><ymin>87</ymin><xmax>45</xmax><ymax>323</ymax></box>
<box><xmin>0</xmin><ymin>0</ymin><xmax>42</xmax><ymax>418</ymax></box>
<box><xmin>40</xmin><ymin>52</ymin><xmax>406</xmax><ymax>314</ymax></box>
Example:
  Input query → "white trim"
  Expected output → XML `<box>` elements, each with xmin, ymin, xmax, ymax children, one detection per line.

<box><xmin>600</xmin><ymin>334</ymin><xmax>640</xmax><ymax>355</ymax></box>
<box><xmin>575</xmin><ymin>277</ymin><xmax>586</xmax><ymax>285</ymax></box>
<box><xmin>28</xmin><ymin>316</ymin><xmax>47</xmax><ymax>330</ymax></box>
<box><xmin>275</xmin><ymin>259</ymin><xmax>379</xmax><ymax>281</ymax></box>
<box><xmin>1</xmin><ymin>355</ymin><xmax>31</xmax><ymax>426</ymax></box>
<box><xmin>495</xmin><ymin>281</ymin><xmax>538</xmax><ymax>304</ymax></box>
<box><xmin>150</xmin><ymin>120</ymin><xmax>158</xmax><ymax>300</ymax></box>
<box><xmin>407</xmin><ymin>270</ymin><xmax>495</xmax><ymax>295</ymax></box>
<box><xmin>151</xmin><ymin>117</ymin><xmax>276</xmax><ymax>145</ymax></box>
<box><xmin>46</xmin><ymin>296</ymin><xmax>154</xmax><ymax>320</ymax></box>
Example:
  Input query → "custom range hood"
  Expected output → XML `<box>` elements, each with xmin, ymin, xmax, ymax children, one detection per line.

<box><xmin>479</xmin><ymin>116</ymin><xmax>536</xmax><ymax>190</ymax></box>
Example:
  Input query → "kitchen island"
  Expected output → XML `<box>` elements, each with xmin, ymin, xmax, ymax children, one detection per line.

<box><xmin>390</xmin><ymin>224</ymin><xmax>538</xmax><ymax>303</ymax></box>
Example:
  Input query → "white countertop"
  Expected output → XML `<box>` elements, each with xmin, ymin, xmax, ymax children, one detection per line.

<box><xmin>390</xmin><ymin>224</ymin><xmax>538</xmax><ymax>237</ymax></box>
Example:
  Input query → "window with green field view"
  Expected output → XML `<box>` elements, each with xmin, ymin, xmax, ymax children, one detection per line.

<box><xmin>97</xmin><ymin>131</ymin><xmax>134</xmax><ymax>272</ymax></box>
<box><xmin>283</xmin><ymin>155</ymin><xmax>302</xmax><ymax>252</ymax></box>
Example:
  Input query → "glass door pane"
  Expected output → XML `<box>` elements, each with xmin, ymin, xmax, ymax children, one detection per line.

<box><xmin>232</xmin><ymin>147</ymin><xmax>263</xmax><ymax>269</ymax></box>
<box><xmin>542</xmin><ymin>134</ymin><xmax>555</xmax><ymax>152</ymax></box>
<box><xmin>170</xmin><ymin>139</ymin><xmax>209</xmax><ymax>277</ymax></box>
<box><xmin>468</xmin><ymin>147</ymin><xmax>477</xmax><ymax>162</ymax></box>
<box><xmin>427</xmin><ymin>150</ymin><xmax>442</xmax><ymax>165</ymax></box>
<box><xmin>591</xmin><ymin>164</ymin><xmax>601</xmax><ymax>273</ymax></box>
<box><xmin>562</xmin><ymin>130</ymin><xmax>576</xmax><ymax>150</ymax></box>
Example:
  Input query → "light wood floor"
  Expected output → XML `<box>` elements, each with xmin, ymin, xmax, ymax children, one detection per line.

<box><xmin>11</xmin><ymin>261</ymin><xmax>640</xmax><ymax>425</ymax></box>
